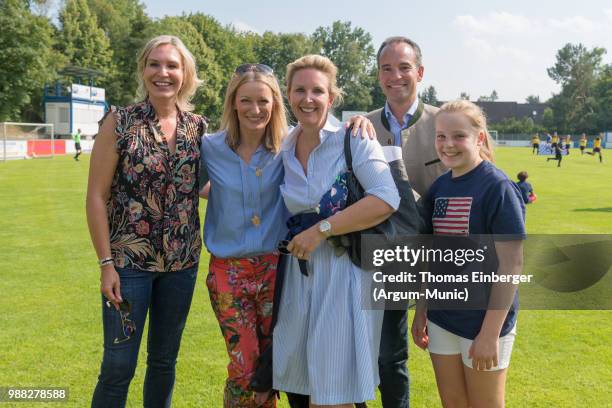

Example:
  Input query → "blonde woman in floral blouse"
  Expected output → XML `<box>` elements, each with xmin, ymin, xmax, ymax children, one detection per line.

<box><xmin>86</xmin><ymin>35</ymin><xmax>207</xmax><ymax>408</ymax></box>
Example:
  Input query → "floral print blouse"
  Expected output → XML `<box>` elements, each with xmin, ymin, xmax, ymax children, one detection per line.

<box><xmin>105</xmin><ymin>100</ymin><xmax>207</xmax><ymax>272</ymax></box>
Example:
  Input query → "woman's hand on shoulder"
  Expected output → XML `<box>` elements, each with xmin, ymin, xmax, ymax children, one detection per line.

<box><xmin>345</xmin><ymin>115</ymin><xmax>376</xmax><ymax>140</ymax></box>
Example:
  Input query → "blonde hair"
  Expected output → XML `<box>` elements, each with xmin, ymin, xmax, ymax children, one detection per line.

<box><xmin>136</xmin><ymin>35</ymin><xmax>202</xmax><ymax>112</ymax></box>
<box><xmin>220</xmin><ymin>72</ymin><xmax>287</xmax><ymax>153</ymax></box>
<box><xmin>286</xmin><ymin>54</ymin><xmax>344</xmax><ymax>107</ymax></box>
<box><xmin>437</xmin><ymin>100</ymin><xmax>495</xmax><ymax>162</ymax></box>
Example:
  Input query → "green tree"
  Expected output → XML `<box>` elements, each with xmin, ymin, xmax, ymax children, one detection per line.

<box><xmin>593</xmin><ymin>64</ymin><xmax>612</xmax><ymax>132</ymax></box>
<box><xmin>58</xmin><ymin>0</ymin><xmax>114</xmax><ymax>90</ymax></box>
<box><xmin>312</xmin><ymin>21</ymin><xmax>375</xmax><ymax>112</ymax></box>
<box><xmin>419</xmin><ymin>85</ymin><xmax>440</xmax><ymax>106</ymax></box>
<box><xmin>87</xmin><ymin>0</ymin><xmax>151</xmax><ymax>105</ymax></box>
<box><xmin>547</xmin><ymin>43</ymin><xmax>606</xmax><ymax>133</ymax></box>
<box><xmin>254</xmin><ymin>31</ymin><xmax>315</xmax><ymax>87</ymax></box>
<box><xmin>0</xmin><ymin>0</ymin><xmax>56</xmax><ymax>121</ymax></box>
<box><xmin>525</xmin><ymin>95</ymin><xmax>541</xmax><ymax>104</ymax></box>
<box><xmin>542</xmin><ymin>107</ymin><xmax>555</xmax><ymax>130</ymax></box>
<box><xmin>147</xmin><ymin>16</ymin><xmax>224</xmax><ymax>126</ymax></box>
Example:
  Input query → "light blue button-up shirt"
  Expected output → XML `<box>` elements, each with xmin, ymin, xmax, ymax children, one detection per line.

<box><xmin>200</xmin><ymin>130</ymin><xmax>288</xmax><ymax>258</ymax></box>
<box><xmin>280</xmin><ymin>119</ymin><xmax>400</xmax><ymax>215</ymax></box>
<box><xmin>384</xmin><ymin>98</ymin><xmax>419</xmax><ymax>146</ymax></box>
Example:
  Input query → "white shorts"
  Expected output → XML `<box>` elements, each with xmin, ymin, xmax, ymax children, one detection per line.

<box><xmin>427</xmin><ymin>319</ymin><xmax>516</xmax><ymax>371</ymax></box>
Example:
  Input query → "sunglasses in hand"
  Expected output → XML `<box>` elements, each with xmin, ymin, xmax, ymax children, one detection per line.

<box><xmin>105</xmin><ymin>299</ymin><xmax>136</xmax><ymax>344</ymax></box>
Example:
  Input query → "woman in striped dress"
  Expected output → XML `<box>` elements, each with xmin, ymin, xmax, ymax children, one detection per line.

<box><xmin>273</xmin><ymin>55</ymin><xmax>400</xmax><ymax>407</ymax></box>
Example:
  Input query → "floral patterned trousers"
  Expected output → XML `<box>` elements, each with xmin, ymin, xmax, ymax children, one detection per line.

<box><xmin>207</xmin><ymin>254</ymin><xmax>278</xmax><ymax>408</ymax></box>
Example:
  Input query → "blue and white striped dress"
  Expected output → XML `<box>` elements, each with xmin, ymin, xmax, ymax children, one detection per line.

<box><xmin>273</xmin><ymin>119</ymin><xmax>400</xmax><ymax>405</ymax></box>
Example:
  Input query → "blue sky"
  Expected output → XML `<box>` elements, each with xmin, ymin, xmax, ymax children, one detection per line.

<box><xmin>57</xmin><ymin>0</ymin><xmax>612</xmax><ymax>103</ymax></box>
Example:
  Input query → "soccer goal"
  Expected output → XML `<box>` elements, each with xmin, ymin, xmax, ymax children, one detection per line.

<box><xmin>1</xmin><ymin>122</ymin><xmax>55</xmax><ymax>161</ymax></box>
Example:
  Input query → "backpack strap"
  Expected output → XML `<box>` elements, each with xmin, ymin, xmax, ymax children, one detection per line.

<box><xmin>344</xmin><ymin>125</ymin><xmax>354</xmax><ymax>172</ymax></box>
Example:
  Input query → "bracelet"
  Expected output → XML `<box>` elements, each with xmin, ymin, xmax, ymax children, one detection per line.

<box><xmin>98</xmin><ymin>257</ymin><xmax>114</xmax><ymax>266</ymax></box>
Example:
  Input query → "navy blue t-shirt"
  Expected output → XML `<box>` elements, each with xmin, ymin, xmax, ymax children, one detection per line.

<box><xmin>517</xmin><ymin>180</ymin><xmax>532</xmax><ymax>204</ymax></box>
<box><xmin>424</xmin><ymin>160</ymin><xmax>526</xmax><ymax>340</ymax></box>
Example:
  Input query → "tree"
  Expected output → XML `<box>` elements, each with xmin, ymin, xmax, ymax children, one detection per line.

<box><xmin>460</xmin><ymin>92</ymin><xmax>470</xmax><ymax>100</ymax></box>
<box><xmin>147</xmin><ymin>16</ymin><xmax>224</xmax><ymax>126</ymax></box>
<box><xmin>419</xmin><ymin>85</ymin><xmax>440</xmax><ymax>106</ymax></box>
<box><xmin>525</xmin><ymin>95</ymin><xmax>540</xmax><ymax>104</ymax></box>
<box><xmin>547</xmin><ymin>43</ymin><xmax>606</xmax><ymax>133</ymax></box>
<box><xmin>542</xmin><ymin>107</ymin><xmax>555</xmax><ymax>130</ymax></box>
<box><xmin>311</xmin><ymin>21</ymin><xmax>376</xmax><ymax>112</ymax></box>
<box><xmin>254</xmin><ymin>31</ymin><xmax>315</xmax><ymax>87</ymax></box>
<box><xmin>477</xmin><ymin>90</ymin><xmax>498</xmax><ymax>102</ymax></box>
<box><xmin>592</xmin><ymin>64</ymin><xmax>612</xmax><ymax>132</ymax></box>
<box><xmin>0</xmin><ymin>0</ymin><xmax>56</xmax><ymax>121</ymax></box>
<box><xmin>87</xmin><ymin>0</ymin><xmax>151</xmax><ymax>105</ymax></box>
<box><xmin>58</xmin><ymin>0</ymin><xmax>114</xmax><ymax>90</ymax></box>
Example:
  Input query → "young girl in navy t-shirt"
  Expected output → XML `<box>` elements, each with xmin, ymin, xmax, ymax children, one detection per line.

<box><xmin>412</xmin><ymin>100</ymin><xmax>526</xmax><ymax>408</ymax></box>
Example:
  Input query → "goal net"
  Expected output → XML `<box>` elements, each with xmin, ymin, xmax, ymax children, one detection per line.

<box><xmin>1</xmin><ymin>122</ymin><xmax>56</xmax><ymax>160</ymax></box>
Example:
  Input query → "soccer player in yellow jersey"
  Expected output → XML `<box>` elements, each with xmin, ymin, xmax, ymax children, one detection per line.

<box><xmin>586</xmin><ymin>134</ymin><xmax>603</xmax><ymax>162</ymax></box>
<box><xmin>531</xmin><ymin>133</ymin><xmax>540</xmax><ymax>154</ymax></box>
<box><xmin>551</xmin><ymin>131</ymin><xmax>559</xmax><ymax>148</ymax></box>
<box><xmin>579</xmin><ymin>133</ymin><xmax>587</xmax><ymax>154</ymax></box>
<box><xmin>564</xmin><ymin>135</ymin><xmax>571</xmax><ymax>154</ymax></box>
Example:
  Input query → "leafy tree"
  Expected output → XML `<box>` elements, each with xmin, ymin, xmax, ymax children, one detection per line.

<box><xmin>419</xmin><ymin>85</ymin><xmax>440</xmax><ymax>106</ymax></box>
<box><xmin>547</xmin><ymin>43</ymin><xmax>606</xmax><ymax>133</ymax></box>
<box><xmin>254</xmin><ymin>31</ymin><xmax>315</xmax><ymax>87</ymax></box>
<box><xmin>593</xmin><ymin>64</ymin><xmax>612</xmax><ymax>132</ymax></box>
<box><xmin>525</xmin><ymin>95</ymin><xmax>540</xmax><ymax>104</ymax></box>
<box><xmin>312</xmin><ymin>21</ymin><xmax>375</xmax><ymax>111</ymax></box>
<box><xmin>87</xmin><ymin>0</ymin><xmax>151</xmax><ymax>105</ymax></box>
<box><xmin>542</xmin><ymin>107</ymin><xmax>555</xmax><ymax>130</ymax></box>
<box><xmin>460</xmin><ymin>92</ymin><xmax>470</xmax><ymax>100</ymax></box>
<box><xmin>57</xmin><ymin>0</ymin><xmax>114</xmax><ymax>90</ymax></box>
<box><xmin>477</xmin><ymin>90</ymin><xmax>499</xmax><ymax>102</ymax></box>
<box><xmin>0</xmin><ymin>0</ymin><xmax>57</xmax><ymax>121</ymax></box>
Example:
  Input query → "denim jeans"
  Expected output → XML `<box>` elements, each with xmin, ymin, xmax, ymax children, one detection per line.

<box><xmin>378</xmin><ymin>309</ymin><xmax>409</xmax><ymax>408</ymax></box>
<box><xmin>91</xmin><ymin>266</ymin><xmax>198</xmax><ymax>408</ymax></box>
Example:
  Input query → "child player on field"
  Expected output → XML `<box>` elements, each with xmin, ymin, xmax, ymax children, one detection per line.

<box><xmin>413</xmin><ymin>100</ymin><xmax>526</xmax><ymax>408</ymax></box>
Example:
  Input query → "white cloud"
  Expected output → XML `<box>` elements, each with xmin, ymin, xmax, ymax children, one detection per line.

<box><xmin>547</xmin><ymin>16</ymin><xmax>599</xmax><ymax>34</ymax></box>
<box><xmin>605</xmin><ymin>9</ymin><xmax>612</xmax><ymax>23</ymax></box>
<box><xmin>454</xmin><ymin>12</ymin><xmax>533</xmax><ymax>35</ymax></box>
<box><xmin>230</xmin><ymin>20</ymin><xmax>260</xmax><ymax>34</ymax></box>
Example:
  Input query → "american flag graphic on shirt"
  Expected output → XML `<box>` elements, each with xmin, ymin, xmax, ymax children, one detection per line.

<box><xmin>432</xmin><ymin>197</ymin><xmax>472</xmax><ymax>235</ymax></box>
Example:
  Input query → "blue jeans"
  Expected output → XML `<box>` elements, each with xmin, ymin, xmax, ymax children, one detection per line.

<box><xmin>378</xmin><ymin>309</ymin><xmax>409</xmax><ymax>408</ymax></box>
<box><xmin>91</xmin><ymin>266</ymin><xmax>198</xmax><ymax>408</ymax></box>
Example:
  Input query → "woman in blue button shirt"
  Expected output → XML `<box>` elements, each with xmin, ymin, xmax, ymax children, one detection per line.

<box><xmin>273</xmin><ymin>55</ymin><xmax>400</xmax><ymax>407</ymax></box>
<box><xmin>200</xmin><ymin>64</ymin><xmax>374</xmax><ymax>408</ymax></box>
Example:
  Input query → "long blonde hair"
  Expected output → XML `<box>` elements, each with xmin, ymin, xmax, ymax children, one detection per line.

<box><xmin>220</xmin><ymin>71</ymin><xmax>287</xmax><ymax>153</ymax></box>
<box><xmin>136</xmin><ymin>35</ymin><xmax>202</xmax><ymax>112</ymax></box>
<box><xmin>286</xmin><ymin>54</ymin><xmax>344</xmax><ymax>107</ymax></box>
<box><xmin>437</xmin><ymin>100</ymin><xmax>495</xmax><ymax>162</ymax></box>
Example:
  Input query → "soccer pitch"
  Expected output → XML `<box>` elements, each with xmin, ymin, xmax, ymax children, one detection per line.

<box><xmin>0</xmin><ymin>147</ymin><xmax>610</xmax><ymax>407</ymax></box>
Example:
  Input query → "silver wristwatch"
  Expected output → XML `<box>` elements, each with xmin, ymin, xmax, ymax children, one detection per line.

<box><xmin>318</xmin><ymin>220</ymin><xmax>333</xmax><ymax>238</ymax></box>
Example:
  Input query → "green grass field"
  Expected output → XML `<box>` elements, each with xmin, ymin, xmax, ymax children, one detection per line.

<box><xmin>0</xmin><ymin>147</ymin><xmax>610</xmax><ymax>407</ymax></box>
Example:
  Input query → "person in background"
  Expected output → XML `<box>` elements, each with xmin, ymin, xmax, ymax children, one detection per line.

<box><xmin>87</xmin><ymin>35</ymin><xmax>206</xmax><ymax>408</ymax></box>
<box><xmin>586</xmin><ymin>134</ymin><xmax>603</xmax><ymax>163</ymax></box>
<box><xmin>579</xmin><ymin>133</ymin><xmax>587</xmax><ymax>154</ymax></box>
<box><xmin>531</xmin><ymin>133</ymin><xmax>540</xmax><ymax>155</ymax></box>
<box><xmin>547</xmin><ymin>143</ymin><xmax>563</xmax><ymax>167</ymax></box>
<box><xmin>73</xmin><ymin>128</ymin><xmax>82</xmax><ymax>161</ymax></box>
<box><xmin>564</xmin><ymin>135</ymin><xmax>571</xmax><ymax>154</ymax></box>
<box><xmin>516</xmin><ymin>171</ymin><xmax>536</xmax><ymax>204</ymax></box>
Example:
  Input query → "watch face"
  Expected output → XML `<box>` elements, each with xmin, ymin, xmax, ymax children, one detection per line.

<box><xmin>320</xmin><ymin>220</ymin><xmax>331</xmax><ymax>235</ymax></box>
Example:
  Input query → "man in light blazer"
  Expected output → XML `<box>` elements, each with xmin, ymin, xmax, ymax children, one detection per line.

<box><xmin>366</xmin><ymin>36</ymin><xmax>447</xmax><ymax>408</ymax></box>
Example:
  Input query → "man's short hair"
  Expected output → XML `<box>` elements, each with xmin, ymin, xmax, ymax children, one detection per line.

<box><xmin>376</xmin><ymin>36</ymin><xmax>423</xmax><ymax>68</ymax></box>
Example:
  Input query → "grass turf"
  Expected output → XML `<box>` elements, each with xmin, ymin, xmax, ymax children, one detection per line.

<box><xmin>0</xmin><ymin>147</ymin><xmax>610</xmax><ymax>407</ymax></box>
